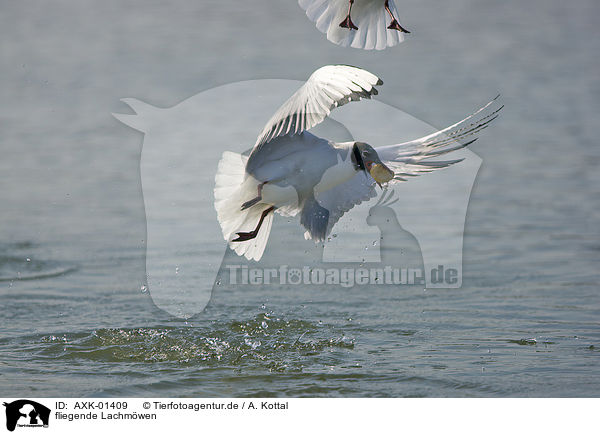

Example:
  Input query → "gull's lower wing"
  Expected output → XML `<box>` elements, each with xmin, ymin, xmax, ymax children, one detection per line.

<box><xmin>313</xmin><ymin>170</ymin><xmax>377</xmax><ymax>239</ymax></box>
<box><xmin>254</xmin><ymin>65</ymin><xmax>382</xmax><ymax>149</ymax></box>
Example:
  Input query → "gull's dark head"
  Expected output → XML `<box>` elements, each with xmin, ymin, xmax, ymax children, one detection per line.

<box><xmin>352</xmin><ymin>142</ymin><xmax>394</xmax><ymax>186</ymax></box>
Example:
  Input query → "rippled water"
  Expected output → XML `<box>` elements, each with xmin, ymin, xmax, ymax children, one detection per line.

<box><xmin>1</xmin><ymin>0</ymin><xmax>599</xmax><ymax>397</ymax></box>
<box><xmin>0</xmin><ymin>255</ymin><xmax>75</xmax><ymax>283</ymax></box>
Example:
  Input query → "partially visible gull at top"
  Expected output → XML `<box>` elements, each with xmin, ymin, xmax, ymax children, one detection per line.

<box><xmin>299</xmin><ymin>0</ymin><xmax>410</xmax><ymax>50</ymax></box>
<box><xmin>214</xmin><ymin>65</ymin><xmax>502</xmax><ymax>261</ymax></box>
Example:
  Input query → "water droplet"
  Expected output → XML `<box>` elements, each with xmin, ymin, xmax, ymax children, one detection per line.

<box><xmin>372</xmin><ymin>241</ymin><xmax>377</xmax><ymax>246</ymax></box>
<box><xmin>175</xmin><ymin>266</ymin><xmax>180</xmax><ymax>274</ymax></box>
<box><xmin>26</xmin><ymin>258</ymin><xmax>31</xmax><ymax>262</ymax></box>
<box><xmin>140</xmin><ymin>285</ymin><xmax>148</xmax><ymax>293</ymax></box>
<box><xmin>261</xmin><ymin>321</ymin><xmax>268</xmax><ymax>329</ymax></box>
<box><xmin>260</xmin><ymin>304</ymin><xmax>266</xmax><ymax>310</ymax></box>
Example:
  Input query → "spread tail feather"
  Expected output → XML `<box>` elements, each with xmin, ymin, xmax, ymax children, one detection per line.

<box><xmin>214</xmin><ymin>151</ymin><xmax>273</xmax><ymax>261</ymax></box>
<box><xmin>299</xmin><ymin>0</ymin><xmax>405</xmax><ymax>50</ymax></box>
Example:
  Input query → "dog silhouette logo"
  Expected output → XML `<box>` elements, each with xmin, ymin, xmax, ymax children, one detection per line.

<box><xmin>3</xmin><ymin>400</ymin><xmax>50</xmax><ymax>432</ymax></box>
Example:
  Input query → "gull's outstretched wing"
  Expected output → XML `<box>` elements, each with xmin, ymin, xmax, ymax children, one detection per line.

<box><xmin>301</xmin><ymin>98</ymin><xmax>502</xmax><ymax>241</ymax></box>
<box><xmin>299</xmin><ymin>0</ymin><xmax>407</xmax><ymax>50</ymax></box>
<box><xmin>376</xmin><ymin>97</ymin><xmax>503</xmax><ymax>181</ymax></box>
<box><xmin>254</xmin><ymin>65</ymin><xmax>382</xmax><ymax>149</ymax></box>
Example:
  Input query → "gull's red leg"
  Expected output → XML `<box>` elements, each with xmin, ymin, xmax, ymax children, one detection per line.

<box><xmin>241</xmin><ymin>181</ymin><xmax>268</xmax><ymax>210</ymax></box>
<box><xmin>232</xmin><ymin>206</ymin><xmax>275</xmax><ymax>242</ymax></box>
<box><xmin>339</xmin><ymin>0</ymin><xmax>358</xmax><ymax>30</ymax></box>
<box><xmin>385</xmin><ymin>0</ymin><xmax>410</xmax><ymax>33</ymax></box>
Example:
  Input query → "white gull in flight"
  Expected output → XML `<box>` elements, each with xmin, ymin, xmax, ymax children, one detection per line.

<box><xmin>299</xmin><ymin>0</ymin><xmax>410</xmax><ymax>50</ymax></box>
<box><xmin>214</xmin><ymin>65</ymin><xmax>502</xmax><ymax>261</ymax></box>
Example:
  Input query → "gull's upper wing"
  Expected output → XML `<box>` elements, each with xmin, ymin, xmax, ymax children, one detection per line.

<box><xmin>254</xmin><ymin>65</ymin><xmax>382</xmax><ymax>148</ymax></box>
<box><xmin>376</xmin><ymin>97</ymin><xmax>503</xmax><ymax>181</ymax></box>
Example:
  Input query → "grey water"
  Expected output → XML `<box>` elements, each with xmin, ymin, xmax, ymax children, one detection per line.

<box><xmin>1</xmin><ymin>0</ymin><xmax>599</xmax><ymax>397</ymax></box>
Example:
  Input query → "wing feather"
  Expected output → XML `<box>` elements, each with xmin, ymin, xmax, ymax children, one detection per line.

<box><xmin>376</xmin><ymin>97</ymin><xmax>503</xmax><ymax>180</ymax></box>
<box><xmin>254</xmin><ymin>65</ymin><xmax>382</xmax><ymax>148</ymax></box>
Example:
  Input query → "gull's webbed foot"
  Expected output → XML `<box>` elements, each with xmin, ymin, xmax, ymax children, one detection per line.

<box><xmin>241</xmin><ymin>197</ymin><xmax>261</xmax><ymax>210</ymax></box>
<box><xmin>232</xmin><ymin>231</ymin><xmax>258</xmax><ymax>242</ymax></box>
<box><xmin>387</xmin><ymin>19</ymin><xmax>410</xmax><ymax>33</ymax></box>
<box><xmin>231</xmin><ymin>206</ymin><xmax>275</xmax><ymax>243</ymax></box>
<box><xmin>339</xmin><ymin>15</ymin><xmax>358</xmax><ymax>30</ymax></box>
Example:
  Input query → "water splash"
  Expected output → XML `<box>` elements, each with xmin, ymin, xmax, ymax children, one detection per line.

<box><xmin>36</xmin><ymin>313</ymin><xmax>355</xmax><ymax>372</ymax></box>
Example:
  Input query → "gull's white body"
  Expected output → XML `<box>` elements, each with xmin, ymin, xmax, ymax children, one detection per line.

<box><xmin>215</xmin><ymin>133</ymin><xmax>365</xmax><ymax>260</ymax></box>
<box><xmin>214</xmin><ymin>65</ymin><xmax>502</xmax><ymax>261</ymax></box>
<box><xmin>299</xmin><ymin>0</ymin><xmax>406</xmax><ymax>50</ymax></box>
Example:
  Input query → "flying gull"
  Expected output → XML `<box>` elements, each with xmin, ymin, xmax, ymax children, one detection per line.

<box><xmin>214</xmin><ymin>65</ymin><xmax>502</xmax><ymax>261</ymax></box>
<box><xmin>299</xmin><ymin>0</ymin><xmax>410</xmax><ymax>50</ymax></box>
